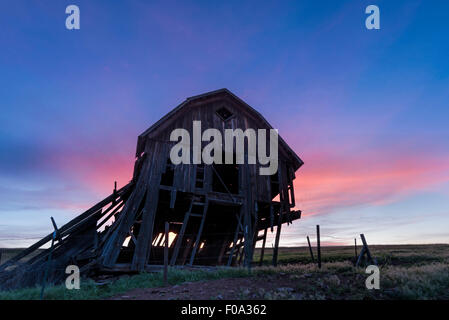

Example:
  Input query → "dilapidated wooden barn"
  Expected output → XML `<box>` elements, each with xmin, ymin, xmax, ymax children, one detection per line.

<box><xmin>0</xmin><ymin>89</ymin><xmax>303</xmax><ymax>290</ymax></box>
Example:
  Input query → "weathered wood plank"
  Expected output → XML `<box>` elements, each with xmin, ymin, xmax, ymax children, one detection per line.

<box><xmin>188</xmin><ymin>199</ymin><xmax>209</xmax><ymax>265</ymax></box>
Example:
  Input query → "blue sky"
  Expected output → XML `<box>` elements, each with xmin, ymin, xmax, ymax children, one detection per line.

<box><xmin>0</xmin><ymin>0</ymin><xmax>448</xmax><ymax>247</ymax></box>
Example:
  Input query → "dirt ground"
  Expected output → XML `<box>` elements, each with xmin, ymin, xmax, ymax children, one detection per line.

<box><xmin>111</xmin><ymin>275</ymin><xmax>296</xmax><ymax>300</ymax></box>
<box><xmin>109</xmin><ymin>271</ymin><xmax>368</xmax><ymax>300</ymax></box>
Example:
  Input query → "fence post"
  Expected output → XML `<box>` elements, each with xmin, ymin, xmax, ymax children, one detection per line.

<box><xmin>306</xmin><ymin>236</ymin><xmax>315</xmax><ymax>263</ymax></box>
<box><xmin>40</xmin><ymin>217</ymin><xmax>60</xmax><ymax>300</ymax></box>
<box><xmin>316</xmin><ymin>225</ymin><xmax>321</xmax><ymax>269</ymax></box>
<box><xmin>164</xmin><ymin>221</ymin><xmax>169</xmax><ymax>286</ymax></box>
<box><xmin>40</xmin><ymin>232</ymin><xmax>56</xmax><ymax>300</ymax></box>
<box><xmin>360</xmin><ymin>233</ymin><xmax>377</xmax><ymax>265</ymax></box>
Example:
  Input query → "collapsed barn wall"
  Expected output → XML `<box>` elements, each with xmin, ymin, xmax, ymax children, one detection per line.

<box><xmin>0</xmin><ymin>89</ymin><xmax>303</xmax><ymax>290</ymax></box>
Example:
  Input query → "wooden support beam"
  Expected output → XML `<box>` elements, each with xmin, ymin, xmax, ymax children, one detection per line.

<box><xmin>272</xmin><ymin>163</ymin><xmax>285</xmax><ymax>267</ymax></box>
<box><xmin>131</xmin><ymin>186</ymin><xmax>160</xmax><ymax>271</ymax></box>
<box><xmin>164</xmin><ymin>221</ymin><xmax>169</xmax><ymax>286</ymax></box>
<box><xmin>96</xmin><ymin>200</ymin><xmax>125</xmax><ymax>230</ymax></box>
<box><xmin>188</xmin><ymin>199</ymin><xmax>209</xmax><ymax>266</ymax></box>
<box><xmin>217</xmin><ymin>235</ymin><xmax>230</xmax><ymax>265</ymax></box>
<box><xmin>169</xmin><ymin>189</ymin><xmax>177</xmax><ymax>209</ymax></box>
<box><xmin>272</xmin><ymin>212</ymin><xmax>282</xmax><ymax>267</ymax></box>
<box><xmin>242</xmin><ymin>162</ymin><xmax>253</xmax><ymax>269</ymax></box>
<box><xmin>288</xmin><ymin>167</ymin><xmax>296</xmax><ymax>208</ymax></box>
<box><xmin>0</xmin><ymin>183</ymin><xmax>132</xmax><ymax>272</ymax></box>
<box><xmin>238</xmin><ymin>246</ymin><xmax>244</xmax><ymax>265</ymax></box>
<box><xmin>131</xmin><ymin>143</ymin><xmax>167</xmax><ymax>271</ymax></box>
<box><xmin>259</xmin><ymin>228</ymin><xmax>268</xmax><ymax>266</ymax></box>
<box><xmin>101</xmin><ymin>160</ymin><xmax>152</xmax><ymax>268</ymax></box>
<box><xmin>250</xmin><ymin>202</ymin><xmax>259</xmax><ymax>264</ymax></box>
<box><xmin>180</xmin><ymin>237</ymin><xmax>193</xmax><ymax>265</ymax></box>
<box><xmin>227</xmin><ymin>209</ymin><xmax>243</xmax><ymax>266</ymax></box>
<box><xmin>156</xmin><ymin>233</ymin><xmax>164</xmax><ymax>247</ymax></box>
<box><xmin>170</xmin><ymin>200</ymin><xmax>194</xmax><ymax>265</ymax></box>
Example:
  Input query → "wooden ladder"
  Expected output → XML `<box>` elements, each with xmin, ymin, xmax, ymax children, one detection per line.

<box><xmin>169</xmin><ymin>195</ymin><xmax>209</xmax><ymax>266</ymax></box>
<box><xmin>227</xmin><ymin>210</ymin><xmax>244</xmax><ymax>266</ymax></box>
<box><xmin>195</xmin><ymin>164</ymin><xmax>205</xmax><ymax>189</ymax></box>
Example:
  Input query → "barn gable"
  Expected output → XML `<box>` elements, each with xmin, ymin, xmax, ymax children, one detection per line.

<box><xmin>136</xmin><ymin>88</ymin><xmax>303</xmax><ymax>171</ymax></box>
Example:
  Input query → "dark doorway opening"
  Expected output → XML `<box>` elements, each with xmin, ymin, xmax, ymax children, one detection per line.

<box><xmin>212</xmin><ymin>163</ymin><xmax>239</xmax><ymax>194</ymax></box>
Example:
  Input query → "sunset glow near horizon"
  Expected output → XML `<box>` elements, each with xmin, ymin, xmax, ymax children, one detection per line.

<box><xmin>1</xmin><ymin>0</ymin><xmax>448</xmax><ymax>248</ymax></box>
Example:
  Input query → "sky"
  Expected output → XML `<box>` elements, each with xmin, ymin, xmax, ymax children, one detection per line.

<box><xmin>0</xmin><ymin>0</ymin><xmax>448</xmax><ymax>248</ymax></box>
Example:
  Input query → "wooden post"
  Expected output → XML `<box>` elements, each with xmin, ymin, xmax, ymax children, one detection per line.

<box><xmin>188</xmin><ymin>199</ymin><xmax>209</xmax><ymax>266</ymax></box>
<box><xmin>40</xmin><ymin>231</ymin><xmax>56</xmax><ymax>300</ymax></box>
<box><xmin>40</xmin><ymin>216</ymin><xmax>61</xmax><ymax>299</ymax></box>
<box><xmin>217</xmin><ymin>235</ymin><xmax>230</xmax><ymax>265</ymax></box>
<box><xmin>355</xmin><ymin>246</ymin><xmax>366</xmax><ymax>267</ymax></box>
<box><xmin>170</xmin><ymin>200</ymin><xmax>193</xmax><ymax>266</ymax></box>
<box><xmin>259</xmin><ymin>228</ymin><xmax>268</xmax><ymax>266</ymax></box>
<box><xmin>164</xmin><ymin>221</ymin><xmax>169</xmax><ymax>286</ymax></box>
<box><xmin>50</xmin><ymin>217</ymin><xmax>62</xmax><ymax>244</ymax></box>
<box><xmin>354</xmin><ymin>238</ymin><xmax>358</xmax><ymax>262</ymax></box>
<box><xmin>306</xmin><ymin>236</ymin><xmax>315</xmax><ymax>263</ymax></box>
<box><xmin>113</xmin><ymin>181</ymin><xmax>117</xmax><ymax>202</ymax></box>
<box><xmin>227</xmin><ymin>210</ymin><xmax>243</xmax><ymax>266</ymax></box>
<box><xmin>316</xmin><ymin>225</ymin><xmax>321</xmax><ymax>269</ymax></box>
<box><xmin>356</xmin><ymin>234</ymin><xmax>377</xmax><ymax>267</ymax></box>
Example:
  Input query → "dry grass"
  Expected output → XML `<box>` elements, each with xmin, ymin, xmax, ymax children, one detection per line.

<box><xmin>1</xmin><ymin>244</ymin><xmax>448</xmax><ymax>300</ymax></box>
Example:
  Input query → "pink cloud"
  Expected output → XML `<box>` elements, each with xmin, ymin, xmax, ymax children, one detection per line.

<box><xmin>294</xmin><ymin>147</ymin><xmax>449</xmax><ymax>217</ymax></box>
<box><xmin>49</xmin><ymin>151</ymin><xmax>134</xmax><ymax>196</ymax></box>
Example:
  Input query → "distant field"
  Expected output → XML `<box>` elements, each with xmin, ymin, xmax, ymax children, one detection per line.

<box><xmin>1</xmin><ymin>244</ymin><xmax>448</xmax><ymax>300</ymax></box>
<box><xmin>0</xmin><ymin>248</ymin><xmax>43</xmax><ymax>265</ymax></box>
<box><xmin>255</xmin><ymin>244</ymin><xmax>449</xmax><ymax>266</ymax></box>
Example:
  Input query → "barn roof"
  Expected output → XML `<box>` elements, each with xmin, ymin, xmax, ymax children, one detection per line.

<box><xmin>136</xmin><ymin>88</ymin><xmax>304</xmax><ymax>170</ymax></box>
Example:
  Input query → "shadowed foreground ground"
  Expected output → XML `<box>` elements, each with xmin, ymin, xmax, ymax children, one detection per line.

<box><xmin>1</xmin><ymin>244</ymin><xmax>448</xmax><ymax>299</ymax></box>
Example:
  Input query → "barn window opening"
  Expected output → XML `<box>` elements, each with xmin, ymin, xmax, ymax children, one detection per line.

<box><xmin>212</xmin><ymin>163</ymin><xmax>239</xmax><ymax>194</ymax></box>
<box><xmin>216</xmin><ymin>107</ymin><xmax>233</xmax><ymax>121</ymax></box>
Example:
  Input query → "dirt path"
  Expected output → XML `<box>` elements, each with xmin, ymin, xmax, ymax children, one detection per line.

<box><xmin>109</xmin><ymin>271</ymin><xmax>365</xmax><ymax>300</ymax></box>
<box><xmin>110</xmin><ymin>275</ymin><xmax>297</xmax><ymax>300</ymax></box>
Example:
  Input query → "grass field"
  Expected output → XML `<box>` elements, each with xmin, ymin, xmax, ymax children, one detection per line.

<box><xmin>0</xmin><ymin>248</ymin><xmax>43</xmax><ymax>265</ymax></box>
<box><xmin>1</xmin><ymin>244</ymin><xmax>448</xmax><ymax>300</ymax></box>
